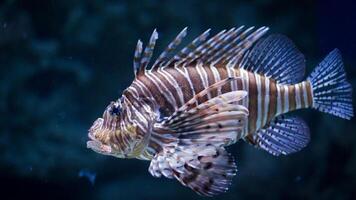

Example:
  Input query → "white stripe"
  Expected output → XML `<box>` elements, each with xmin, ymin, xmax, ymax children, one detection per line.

<box><xmin>238</xmin><ymin>69</ymin><xmax>248</xmax><ymax>135</ymax></box>
<box><xmin>127</xmin><ymin>86</ymin><xmax>139</xmax><ymax>98</ymax></box>
<box><xmin>143</xmin><ymin>146</ymin><xmax>156</xmax><ymax>158</ymax></box>
<box><xmin>154</xmin><ymin>70</ymin><xmax>179</xmax><ymax>109</ymax></box>
<box><xmin>238</xmin><ymin>68</ymin><xmax>244</xmax><ymax>93</ymax></box>
<box><xmin>255</xmin><ymin>73</ymin><xmax>262</xmax><ymax>130</ymax></box>
<box><xmin>283</xmin><ymin>85</ymin><xmax>289</xmax><ymax>113</ymax></box>
<box><xmin>146</xmin><ymin>71</ymin><xmax>177</xmax><ymax>109</ymax></box>
<box><xmin>244</xmin><ymin>70</ymin><xmax>249</xmax><ymax>108</ymax></box>
<box><xmin>210</xmin><ymin>64</ymin><xmax>221</xmax><ymax>94</ymax></box>
<box><xmin>226</xmin><ymin>65</ymin><xmax>236</xmax><ymax>91</ymax></box>
<box><xmin>123</xmin><ymin>100</ymin><xmax>149</xmax><ymax>128</ymax></box>
<box><xmin>149</xmin><ymin>135</ymin><xmax>165</xmax><ymax>146</ymax></box>
<box><xmin>123</xmin><ymin>90</ymin><xmax>154</xmax><ymax>117</ymax></box>
<box><xmin>150</xmin><ymin>71</ymin><xmax>178</xmax><ymax>109</ymax></box>
<box><xmin>134</xmin><ymin>80</ymin><xmax>154</xmax><ymax>99</ymax></box>
<box><xmin>243</xmin><ymin>69</ymin><xmax>249</xmax><ymax>135</ymax></box>
<box><xmin>175</xmin><ymin>64</ymin><xmax>196</xmax><ymax>97</ymax></box>
<box><xmin>295</xmin><ymin>84</ymin><xmax>301</xmax><ymax>109</ymax></box>
<box><xmin>159</xmin><ymin>68</ymin><xmax>185</xmax><ymax>106</ymax></box>
<box><xmin>302</xmin><ymin>81</ymin><xmax>309</xmax><ymax>107</ymax></box>
<box><xmin>184</xmin><ymin>65</ymin><xmax>197</xmax><ymax>97</ymax></box>
<box><xmin>196</xmin><ymin>63</ymin><xmax>211</xmax><ymax>99</ymax></box>
<box><xmin>196</xmin><ymin>63</ymin><xmax>208</xmax><ymax>88</ymax></box>
<box><xmin>240</xmin><ymin>69</ymin><xmax>249</xmax><ymax>108</ymax></box>
<box><xmin>276</xmin><ymin>84</ymin><xmax>282</xmax><ymax>115</ymax></box>
<box><xmin>263</xmin><ymin>77</ymin><xmax>270</xmax><ymax>125</ymax></box>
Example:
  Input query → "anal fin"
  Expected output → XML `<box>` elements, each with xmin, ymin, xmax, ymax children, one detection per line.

<box><xmin>246</xmin><ymin>115</ymin><xmax>310</xmax><ymax>156</ymax></box>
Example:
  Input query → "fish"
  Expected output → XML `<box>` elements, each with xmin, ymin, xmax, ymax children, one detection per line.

<box><xmin>87</xmin><ymin>26</ymin><xmax>353</xmax><ymax>196</ymax></box>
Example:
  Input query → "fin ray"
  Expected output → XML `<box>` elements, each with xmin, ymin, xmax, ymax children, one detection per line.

<box><xmin>241</xmin><ymin>34</ymin><xmax>305</xmax><ymax>84</ymax></box>
<box><xmin>155</xmin><ymin>78</ymin><xmax>249</xmax><ymax>146</ymax></box>
<box><xmin>151</xmin><ymin>27</ymin><xmax>188</xmax><ymax>70</ymax></box>
<box><xmin>134</xmin><ymin>27</ymin><xmax>269</xmax><ymax>73</ymax></box>
<box><xmin>136</xmin><ymin>29</ymin><xmax>159</xmax><ymax>76</ymax></box>
<box><xmin>149</xmin><ymin>145</ymin><xmax>237</xmax><ymax>196</ymax></box>
<box><xmin>246</xmin><ymin>116</ymin><xmax>310</xmax><ymax>156</ymax></box>
<box><xmin>308</xmin><ymin>49</ymin><xmax>353</xmax><ymax>119</ymax></box>
<box><xmin>133</xmin><ymin>40</ymin><xmax>143</xmax><ymax>75</ymax></box>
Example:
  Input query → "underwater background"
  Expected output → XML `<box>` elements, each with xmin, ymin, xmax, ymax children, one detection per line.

<box><xmin>1</xmin><ymin>0</ymin><xmax>356</xmax><ymax>199</ymax></box>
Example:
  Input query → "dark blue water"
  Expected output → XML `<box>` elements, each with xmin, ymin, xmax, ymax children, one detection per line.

<box><xmin>1</xmin><ymin>0</ymin><xmax>355</xmax><ymax>199</ymax></box>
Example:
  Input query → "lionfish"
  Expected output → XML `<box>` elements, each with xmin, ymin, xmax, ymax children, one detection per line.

<box><xmin>87</xmin><ymin>26</ymin><xmax>353</xmax><ymax>196</ymax></box>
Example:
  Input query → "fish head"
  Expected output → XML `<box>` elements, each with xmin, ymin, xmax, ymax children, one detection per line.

<box><xmin>87</xmin><ymin>99</ymin><xmax>149</xmax><ymax>159</ymax></box>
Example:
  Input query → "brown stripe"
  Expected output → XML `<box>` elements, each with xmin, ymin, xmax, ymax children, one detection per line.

<box><xmin>137</xmin><ymin>74</ymin><xmax>174</xmax><ymax>115</ymax></box>
<box><xmin>234</xmin><ymin>69</ymin><xmax>244</xmax><ymax>104</ymax></box>
<box><xmin>280</xmin><ymin>85</ymin><xmax>285</xmax><ymax>113</ymax></box>
<box><xmin>166</xmin><ymin>67</ymin><xmax>194</xmax><ymax>104</ymax></box>
<box><xmin>155</xmin><ymin>70</ymin><xmax>183</xmax><ymax>108</ymax></box>
<box><xmin>216</xmin><ymin>65</ymin><xmax>230</xmax><ymax>93</ymax></box>
<box><xmin>111</xmin><ymin>130</ymin><xmax>122</xmax><ymax>146</ymax></box>
<box><xmin>134</xmin><ymin>122</ymin><xmax>146</xmax><ymax>138</ymax></box>
<box><xmin>260</xmin><ymin>76</ymin><xmax>266</xmax><ymax>128</ymax></box>
<box><xmin>186</xmin><ymin>66</ymin><xmax>207</xmax><ymax>103</ymax></box>
<box><xmin>237</xmin><ymin>79</ymin><xmax>244</xmax><ymax>101</ymax></box>
<box><xmin>114</xmin><ymin>129</ymin><xmax>126</xmax><ymax>152</ymax></box>
<box><xmin>147</xmin><ymin>140</ymin><xmax>163</xmax><ymax>153</ymax></box>
<box><xmin>248</xmin><ymin>71</ymin><xmax>257</xmax><ymax>134</ymax></box>
<box><xmin>305</xmin><ymin>81</ymin><xmax>313</xmax><ymax>107</ymax></box>
<box><xmin>245</xmin><ymin>134</ymin><xmax>257</xmax><ymax>145</ymax></box>
<box><xmin>288</xmin><ymin>85</ymin><xmax>296</xmax><ymax>111</ymax></box>
<box><xmin>299</xmin><ymin>82</ymin><xmax>305</xmax><ymax>108</ymax></box>
<box><xmin>123</xmin><ymin>90</ymin><xmax>136</xmax><ymax>105</ymax></box>
<box><xmin>204</xmin><ymin>66</ymin><xmax>218</xmax><ymax>98</ymax></box>
<box><xmin>267</xmin><ymin>79</ymin><xmax>277</xmax><ymax>123</ymax></box>
<box><xmin>151</xmin><ymin>132</ymin><xmax>176</xmax><ymax>144</ymax></box>
<box><xmin>130</xmin><ymin>82</ymin><xmax>148</xmax><ymax>98</ymax></box>
<box><xmin>234</xmin><ymin>68</ymin><xmax>242</xmax><ymax>90</ymax></box>
<box><xmin>123</xmin><ymin>89</ymin><xmax>149</xmax><ymax>116</ymax></box>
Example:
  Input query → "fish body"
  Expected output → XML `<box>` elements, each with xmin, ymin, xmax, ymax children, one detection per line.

<box><xmin>126</xmin><ymin>66</ymin><xmax>313</xmax><ymax>140</ymax></box>
<box><xmin>87</xmin><ymin>26</ymin><xmax>353</xmax><ymax>196</ymax></box>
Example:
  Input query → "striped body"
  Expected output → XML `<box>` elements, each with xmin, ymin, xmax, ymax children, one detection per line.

<box><xmin>123</xmin><ymin>64</ymin><xmax>314</xmax><ymax>147</ymax></box>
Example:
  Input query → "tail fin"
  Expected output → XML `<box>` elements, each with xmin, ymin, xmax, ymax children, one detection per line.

<box><xmin>308</xmin><ymin>49</ymin><xmax>353</xmax><ymax>120</ymax></box>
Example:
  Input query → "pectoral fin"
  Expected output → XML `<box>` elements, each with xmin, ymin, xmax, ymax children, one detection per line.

<box><xmin>155</xmin><ymin>78</ymin><xmax>249</xmax><ymax>146</ymax></box>
<box><xmin>149</xmin><ymin>145</ymin><xmax>237</xmax><ymax>196</ymax></box>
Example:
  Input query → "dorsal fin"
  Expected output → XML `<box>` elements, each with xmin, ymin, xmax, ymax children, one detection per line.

<box><xmin>218</xmin><ymin>27</ymin><xmax>268</xmax><ymax>66</ymax></box>
<box><xmin>132</xmin><ymin>26</ymin><xmax>270</xmax><ymax>76</ymax></box>
<box><xmin>240</xmin><ymin>34</ymin><xmax>306</xmax><ymax>84</ymax></box>
<box><xmin>133</xmin><ymin>40</ymin><xmax>143</xmax><ymax>75</ymax></box>
<box><xmin>136</xmin><ymin>29</ymin><xmax>158</xmax><ymax>76</ymax></box>
<box><xmin>202</xmin><ymin>26</ymin><xmax>245</xmax><ymax>63</ymax></box>
<box><xmin>176</xmin><ymin>29</ymin><xmax>227</xmax><ymax>66</ymax></box>
<box><xmin>165</xmin><ymin>29</ymin><xmax>211</xmax><ymax>67</ymax></box>
<box><xmin>173</xmin><ymin>26</ymin><xmax>269</xmax><ymax>67</ymax></box>
<box><xmin>151</xmin><ymin>27</ymin><xmax>188</xmax><ymax>70</ymax></box>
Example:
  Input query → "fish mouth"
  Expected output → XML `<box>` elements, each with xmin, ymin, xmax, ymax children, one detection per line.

<box><xmin>86</xmin><ymin>127</ymin><xmax>101</xmax><ymax>152</ymax></box>
<box><xmin>87</xmin><ymin>122</ymin><xmax>99</xmax><ymax>144</ymax></box>
<box><xmin>87</xmin><ymin>136</ymin><xmax>112</xmax><ymax>154</ymax></box>
<box><xmin>87</xmin><ymin>118</ymin><xmax>112</xmax><ymax>154</ymax></box>
<box><xmin>86</xmin><ymin>140</ymin><xmax>101</xmax><ymax>150</ymax></box>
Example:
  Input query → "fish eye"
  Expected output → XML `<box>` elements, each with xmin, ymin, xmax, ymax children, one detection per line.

<box><xmin>110</xmin><ymin>102</ymin><xmax>121</xmax><ymax>115</ymax></box>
